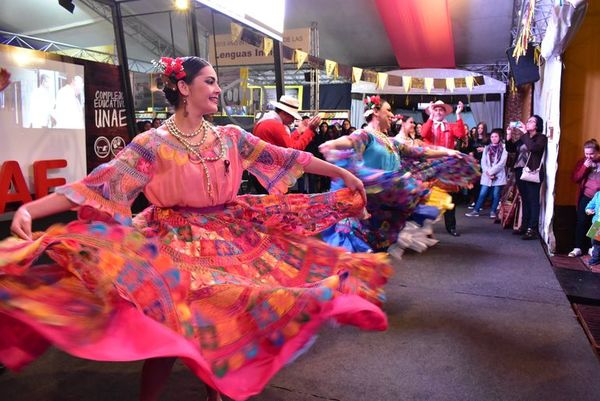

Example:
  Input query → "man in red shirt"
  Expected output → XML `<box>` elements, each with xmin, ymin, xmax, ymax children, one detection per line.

<box><xmin>253</xmin><ymin>95</ymin><xmax>319</xmax><ymax>149</ymax></box>
<box><xmin>250</xmin><ymin>95</ymin><xmax>320</xmax><ymax>193</ymax></box>
<box><xmin>422</xmin><ymin>100</ymin><xmax>467</xmax><ymax>236</ymax></box>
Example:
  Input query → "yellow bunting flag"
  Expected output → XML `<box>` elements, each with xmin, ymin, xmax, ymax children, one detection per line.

<box><xmin>424</xmin><ymin>78</ymin><xmax>434</xmax><ymax>94</ymax></box>
<box><xmin>465</xmin><ymin>76</ymin><xmax>474</xmax><ymax>91</ymax></box>
<box><xmin>376</xmin><ymin>72</ymin><xmax>388</xmax><ymax>90</ymax></box>
<box><xmin>325</xmin><ymin>59</ymin><xmax>338</xmax><ymax>78</ymax></box>
<box><xmin>295</xmin><ymin>49</ymin><xmax>308</xmax><ymax>69</ymax></box>
<box><xmin>352</xmin><ymin>67</ymin><xmax>363</xmax><ymax>83</ymax></box>
<box><xmin>240</xmin><ymin>67</ymin><xmax>249</xmax><ymax>106</ymax></box>
<box><xmin>446</xmin><ymin>78</ymin><xmax>455</xmax><ymax>93</ymax></box>
<box><xmin>230</xmin><ymin>22</ymin><xmax>243</xmax><ymax>42</ymax></box>
<box><xmin>263</xmin><ymin>38</ymin><xmax>273</xmax><ymax>56</ymax></box>
<box><xmin>402</xmin><ymin>76</ymin><xmax>412</xmax><ymax>93</ymax></box>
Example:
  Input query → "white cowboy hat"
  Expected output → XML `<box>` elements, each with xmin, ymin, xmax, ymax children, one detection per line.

<box><xmin>270</xmin><ymin>95</ymin><xmax>302</xmax><ymax>120</ymax></box>
<box><xmin>425</xmin><ymin>100</ymin><xmax>453</xmax><ymax>115</ymax></box>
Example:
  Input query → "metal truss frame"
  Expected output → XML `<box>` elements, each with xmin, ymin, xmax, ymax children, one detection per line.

<box><xmin>0</xmin><ymin>30</ymin><xmax>154</xmax><ymax>73</ymax></box>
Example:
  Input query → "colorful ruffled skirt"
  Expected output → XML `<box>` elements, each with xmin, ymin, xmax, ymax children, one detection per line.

<box><xmin>0</xmin><ymin>188</ymin><xmax>391</xmax><ymax>401</ymax></box>
<box><xmin>321</xmin><ymin>150</ymin><xmax>479</xmax><ymax>252</ymax></box>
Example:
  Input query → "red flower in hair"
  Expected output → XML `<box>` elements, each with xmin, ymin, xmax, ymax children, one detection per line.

<box><xmin>364</xmin><ymin>95</ymin><xmax>382</xmax><ymax>111</ymax></box>
<box><xmin>160</xmin><ymin>57</ymin><xmax>186</xmax><ymax>80</ymax></box>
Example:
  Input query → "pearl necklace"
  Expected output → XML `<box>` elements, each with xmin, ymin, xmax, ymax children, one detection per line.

<box><xmin>165</xmin><ymin>117</ymin><xmax>227</xmax><ymax>197</ymax></box>
<box><xmin>165</xmin><ymin>116</ymin><xmax>210</xmax><ymax>139</ymax></box>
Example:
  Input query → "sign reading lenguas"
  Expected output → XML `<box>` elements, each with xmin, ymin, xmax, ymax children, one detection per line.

<box><xmin>208</xmin><ymin>28</ymin><xmax>310</xmax><ymax>66</ymax></box>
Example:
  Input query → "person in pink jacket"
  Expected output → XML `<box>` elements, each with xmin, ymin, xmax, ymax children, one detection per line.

<box><xmin>569</xmin><ymin>139</ymin><xmax>600</xmax><ymax>257</ymax></box>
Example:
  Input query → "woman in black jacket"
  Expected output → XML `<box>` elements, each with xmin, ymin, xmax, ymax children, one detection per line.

<box><xmin>505</xmin><ymin>115</ymin><xmax>547</xmax><ymax>240</ymax></box>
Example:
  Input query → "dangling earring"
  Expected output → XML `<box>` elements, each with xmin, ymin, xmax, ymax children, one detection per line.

<box><xmin>183</xmin><ymin>96</ymin><xmax>189</xmax><ymax>117</ymax></box>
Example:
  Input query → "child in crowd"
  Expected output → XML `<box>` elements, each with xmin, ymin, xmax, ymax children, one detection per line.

<box><xmin>586</xmin><ymin>189</ymin><xmax>600</xmax><ymax>266</ymax></box>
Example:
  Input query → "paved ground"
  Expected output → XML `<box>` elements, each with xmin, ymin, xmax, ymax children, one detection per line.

<box><xmin>1</xmin><ymin>206</ymin><xmax>600</xmax><ymax>400</ymax></box>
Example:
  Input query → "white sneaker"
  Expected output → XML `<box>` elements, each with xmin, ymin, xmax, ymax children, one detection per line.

<box><xmin>568</xmin><ymin>248</ymin><xmax>582</xmax><ymax>257</ymax></box>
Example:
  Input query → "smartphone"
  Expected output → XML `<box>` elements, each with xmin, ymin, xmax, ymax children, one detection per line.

<box><xmin>509</xmin><ymin>121</ymin><xmax>519</xmax><ymax>128</ymax></box>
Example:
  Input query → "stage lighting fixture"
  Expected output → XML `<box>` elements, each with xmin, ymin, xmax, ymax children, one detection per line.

<box><xmin>175</xmin><ymin>0</ymin><xmax>190</xmax><ymax>10</ymax></box>
<box><xmin>59</xmin><ymin>0</ymin><xmax>75</xmax><ymax>13</ymax></box>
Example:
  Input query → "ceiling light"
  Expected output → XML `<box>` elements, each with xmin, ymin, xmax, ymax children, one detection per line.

<box><xmin>175</xmin><ymin>0</ymin><xmax>190</xmax><ymax>10</ymax></box>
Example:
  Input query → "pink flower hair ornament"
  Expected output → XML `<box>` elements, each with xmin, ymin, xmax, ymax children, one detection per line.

<box><xmin>363</xmin><ymin>95</ymin><xmax>382</xmax><ymax>111</ymax></box>
<box><xmin>159</xmin><ymin>57</ymin><xmax>187</xmax><ymax>88</ymax></box>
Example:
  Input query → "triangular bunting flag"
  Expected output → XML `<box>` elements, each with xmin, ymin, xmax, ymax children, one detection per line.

<box><xmin>402</xmin><ymin>76</ymin><xmax>412</xmax><ymax>93</ymax></box>
<box><xmin>240</xmin><ymin>67</ymin><xmax>249</xmax><ymax>106</ymax></box>
<box><xmin>295</xmin><ymin>49</ymin><xmax>308</xmax><ymax>69</ymax></box>
<box><xmin>424</xmin><ymin>78</ymin><xmax>434</xmax><ymax>94</ymax></box>
<box><xmin>465</xmin><ymin>76</ymin><xmax>474</xmax><ymax>91</ymax></box>
<box><xmin>377</xmin><ymin>72</ymin><xmax>388</xmax><ymax>90</ymax></box>
<box><xmin>263</xmin><ymin>38</ymin><xmax>273</xmax><ymax>56</ymax></box>
<box><xmin>446</xmin><ymin>78</ymin><xmax>455</xmax><ymax>93</ymax></box>
<box><xmin>352</xmin><ymin>67</ymin><xmax>363</xmax><ymax>83</ymax></box>
<box><xmin>325</xmin><ymin>60</ymin><xmax>338</xmax><ymax>78</ymax></box>
<box><xmin>230</xmin><ymin>22</ymin><xmax>243</xmax><ymax>42</ymax></box>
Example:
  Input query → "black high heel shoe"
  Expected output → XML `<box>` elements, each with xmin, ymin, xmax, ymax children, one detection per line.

<box><xmin>521</xmin><ymin>228</ymin><xmax>538</xmax><ymax>240</ymax></box>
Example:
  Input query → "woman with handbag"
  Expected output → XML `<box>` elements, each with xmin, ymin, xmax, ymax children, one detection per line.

<box><xmin>505</xmin><ymin>115</ymin><xmax>548</xmax><ymax>240</ymax></box>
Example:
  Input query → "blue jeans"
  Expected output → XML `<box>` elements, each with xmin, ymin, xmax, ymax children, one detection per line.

<box><xmin>591</xmin><ymin>239</ymin><xmax>600</xmax><ymax>265</ymax></box>
<box><xmin>473</xmin><ymin>185</ymin><xmax>503</xmax><ymax>213</ymax></box>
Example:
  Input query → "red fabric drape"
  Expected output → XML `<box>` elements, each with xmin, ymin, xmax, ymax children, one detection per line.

<box><xmin>375</xmin><ymin>0</ymin><xmax>456</xmax><ymax>68</ymax></box>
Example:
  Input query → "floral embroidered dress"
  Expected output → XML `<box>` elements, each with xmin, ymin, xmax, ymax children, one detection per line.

<box><xmin>0</xmin><ymin>126</ymin><xmax>392</xmax><ymax>401</ymax></box>
<box><xmin>321</xmin><ymin>129</ymin><xmax>478</xmax><ymax>252</ymax></box>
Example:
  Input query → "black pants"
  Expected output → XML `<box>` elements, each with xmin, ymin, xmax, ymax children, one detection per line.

<box><xmin>444</xmin><ymin>191</ymin><xmax>460</xmax><ymax>231</ymax></box>
<box><xmin>515</xmin><ymin>168</ymin><xmax>542</xmax><ymax>231</ymax></box>
<box><xmin>575</xmin><ymin>194</ymin><xmax>593</xmax><ymax>252</ymax></box>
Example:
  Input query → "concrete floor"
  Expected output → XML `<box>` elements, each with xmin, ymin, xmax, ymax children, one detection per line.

<box><xmin>1</xmin><ymin>206</ymin><xmax>600</xmax><ymax>401</ymax></box>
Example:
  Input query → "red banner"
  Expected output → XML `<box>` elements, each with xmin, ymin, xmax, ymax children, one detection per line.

<box><xmin>375</xmin><ymin>0</ymin><xmax>456</xmax><ymax>68</ymax></box>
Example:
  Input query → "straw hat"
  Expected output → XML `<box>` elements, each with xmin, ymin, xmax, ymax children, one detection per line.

<box><xmin>425</xmin><ymin>100</ymin><xmax>453</xmax><ymax>115</ymax></box>
<box><xmin>270</xmin><ymin>95</ymin><xmax>302</xmax><ymax>120</ymax></box>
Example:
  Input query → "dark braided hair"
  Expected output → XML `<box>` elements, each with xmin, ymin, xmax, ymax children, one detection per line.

<box><xmin>162</xmin><ymin>57</ymin><xmax>211</xmax><ymax>108</ymax></box>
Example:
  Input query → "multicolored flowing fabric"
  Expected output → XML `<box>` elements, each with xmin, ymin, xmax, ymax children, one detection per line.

<box><xmin>0</xmin><ymin>126</ymin><xmax>392</xmax><ymax>401</ymax></box>
<box><xmin>321</xmin><ymin>130</ymin><xmax>479</xmax><ymax>252</ymax></box>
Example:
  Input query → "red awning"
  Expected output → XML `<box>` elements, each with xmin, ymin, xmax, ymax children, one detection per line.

<box><xmin>375</xmin><ymin>0</ymin><xmax>456</xmax><ymax>68</ymax></box>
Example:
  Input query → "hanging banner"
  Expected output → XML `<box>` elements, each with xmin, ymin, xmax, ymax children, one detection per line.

<box><xmin>295</xmin><ymin>49</ymin><xmax>309</xmax><ymax>69</ymax></box>
<box><xmin>376</xmin><ymin>72</ymin><xmax>388</xmax><ymax>89</ymax></box>
<box><xmin>325</xmin><ymin>59</ymin><xmax>338</xmax><ymax>78</ymax></box>
<box><xmin>402</xmin><ymin>76</ymin><xmax>412</xmax><ymax>92</ymax></box>
<box><xmin>263</xmin><ymin>37</ymin><xmax>273</xmax><ymax>56</ymax></box>
<box><xmin>209</xmin><ymin>28</ymin><xmax>310</xmax><ymax>67</ymax></box>
<box><xmin>230</xmin><ymin>22</ymin><xmax>244</xmax><ymax>42</ymax></box>
<box><xmin>424</xmin><ymin>77</ymin><xmax>434</xmax><ymax>93</ymax></box>
<box><xmin>352</xmin><ymin>67</ymin><xmax>363</xmax><ymax>83</ymax></box>
<box><xmin>465</xmin><ymin>75</ymin><xmax>475</xmax><ymax>91</ymax></box>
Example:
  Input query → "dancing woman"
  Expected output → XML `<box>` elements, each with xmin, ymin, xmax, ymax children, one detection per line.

<box><xmin>319</xmin><ymin>96</ymin><xmax>478</xmax><ymax>253</ymax></box>
<box><xmin>0</xmin><ymin>57</ymin><xmax>392</xmax><ymax>401</ymax></box>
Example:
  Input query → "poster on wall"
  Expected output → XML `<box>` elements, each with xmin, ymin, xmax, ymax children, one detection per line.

<box><xmin>84</xmin><ymin>60</ymin><xmax>130</xmax><ymax>171</ymax></box>
<box><xmin>0</xmin><ymin>44</ymin><xmax>131</xmax><ymax>214</ymax></box>
<box><xmin>0</xmin><ymin>44</ymin><xmax>88</xmax><ymax>213</ymax></box>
